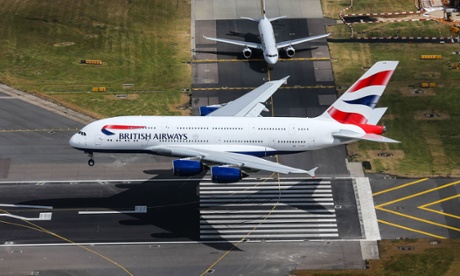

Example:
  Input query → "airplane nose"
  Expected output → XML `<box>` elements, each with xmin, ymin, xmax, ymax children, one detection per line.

<box><xmin>268</xmin><ymin>57</ymin><xmax>278</xmax><ymax>65</ymax></box>
<box><xmin>69</xmin><ymin>133</ymin><xmax>79</xmax><ymax>148</ymax></box>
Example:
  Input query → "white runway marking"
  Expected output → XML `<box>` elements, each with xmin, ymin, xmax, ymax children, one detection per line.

<box><xmin>78</xmin><ymin>205</ymin><xmax>147</xmax><ymax>215</ymax></box>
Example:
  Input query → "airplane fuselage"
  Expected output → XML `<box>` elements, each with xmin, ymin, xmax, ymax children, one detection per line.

<box><xmin>70</xmin><ymin>115</ymin><xmax>361</xmax><ymax>156</ymax></box>
<box><xmin>258</xmin><ymin>17</ymin><xmax>279</xmax><ymax>65</ymax></box>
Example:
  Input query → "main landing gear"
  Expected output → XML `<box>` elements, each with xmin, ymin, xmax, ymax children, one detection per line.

<box><xmin>85</xmin><ymin>152</ymin><xmax>95</xmax><ymax>166</ymax></box>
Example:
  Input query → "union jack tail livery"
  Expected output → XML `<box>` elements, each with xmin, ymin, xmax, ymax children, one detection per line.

<box><xmin>319</xmin><ymin>61</ymin><xmax>400</xmax><ymax>143</ymax></box>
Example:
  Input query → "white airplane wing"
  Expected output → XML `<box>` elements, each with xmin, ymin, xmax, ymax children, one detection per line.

<box><xmin>149</xmin><ymin>145</ymin><xmax>318</xmax><ymax>177</ymax></box>
<box><xmin>203</xmin><ymin>35</ymin><xmax>262</xmax><ymax>50</ymax></box>
<box><xmin>207</xmin><ymin>77</ymin><xmax>289</xmax><ymax>117</ymax></box>
<box><xmin>276</xmin><ymin>33</ymin><xmax>330</xmax><ymax>49</ymax></box>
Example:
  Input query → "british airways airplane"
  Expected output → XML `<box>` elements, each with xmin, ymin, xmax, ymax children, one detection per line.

<box><xmin>203</xmin><ymin>0</ymin><xmax>330</xmax><ymax>65</ymax></box>
<box><xmin>70</xmin><ymin>61</ymin><xmax>400</xmax><ymax>183</ymax></box>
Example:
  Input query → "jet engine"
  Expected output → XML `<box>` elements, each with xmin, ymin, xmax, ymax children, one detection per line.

<box><xmin>199</xmin><ymin>106</ymin><xmax>220</xmax><ymax>116</ymax></box>
<box><xmin>172</xmin><ymin>159</ymin><xmax>203</xmax><ymax>176</ymax></box>
<box><xmin>243</xmin><ymin>47</ymin><xmax>252</xmax><ymax>58</ymax></box>
<box><xmin>285</xmin><ymin>46</ymin><xmax>295</xmax><ymax>58</ymax></box>
<box><xmin>211</xmin><ymin>166</ymin><xmax>243</xmax><ymax>183</ymax></box>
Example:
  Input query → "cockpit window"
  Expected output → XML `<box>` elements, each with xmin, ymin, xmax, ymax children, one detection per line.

<box><xmin>266</xmin><ymin>54</ymin><xmax>278</xmax><ymax>57</ymax></box>
<box><xmin>78</xmin><ymin>131</ymin><xmax>87</xmax><ymax>136</ymax></box>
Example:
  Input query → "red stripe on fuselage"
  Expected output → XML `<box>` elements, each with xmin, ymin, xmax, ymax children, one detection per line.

<box><xmin>348</xmin><ymin>70</ymin><xmax>394</xmax><ymax>93</ymax></box>
<box><xmin>103</xmin><ymin>125</ymin><xmax>145</xmax><ymax>130</ymax></box>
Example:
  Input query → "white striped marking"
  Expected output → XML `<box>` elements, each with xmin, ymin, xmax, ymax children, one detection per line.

<box><xmin>78</xmin><ymin>206</ymin><xmax>147</xmax><ymax>215</ymax></box>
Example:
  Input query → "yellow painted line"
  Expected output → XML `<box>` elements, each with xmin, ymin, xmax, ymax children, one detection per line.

<box><xmin>192</xmin><ymin>85</ymin><xmax>334</xmax><ymax>91</ymax></box>
<box><xmin>375</xmin><ymin>179</ymin><xmax>460</xmax><ymax>208</ymax></box>
<box><xmin>376</xmin><ymin>206</ymin><xmax>460</xmax><ymax>232</ymax></box>
<box><xmin>191</xmin><ymin>59</ymin><xmax>260</xmax><ymax>63</ymax></box>
<box><xmin>372</xmin><ymin>178</ymin><xmax>429</xmax><ymax>196</ymax></box>
<box><xmin>377</xmin><ymin>219</ymin><xmax>446</xmax><ymax>239</ymax></box>
<box><xmin>267</xmin><ymin>65</ymin><xmax>271</xmax><ymax>82</ymax></box>
<box><xmin>200</xmin><ymin>174</ymin><xmax>282</xmax><ymax>276</ymax></box>
<box><xmin>0</xmin><ymin>209</ymin><xmax>133</xmax><ymax>275</ymax></box>
<box><xmin>0</xmin><ymin>128</ymin><xmax>79</xmax><ymax>133</ymax></box>
<box><xmin>190</xmin><ymin>57</ymin><xmax>330</xmax><ymax>63</ymax></box>
<box><xmin>419</xmin><ymin>193</ymin><xmax>460</xmax><ymax>220</ymax></box>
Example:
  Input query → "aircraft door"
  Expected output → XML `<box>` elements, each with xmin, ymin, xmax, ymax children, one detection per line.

<box><xmin>289</xmin><ymin>125</ymin><xmax>296</xmax><ymax>135</ymax></box>
<box><xmin>95</xmin><ymin>135</ymin><xmax>103</xmax><ymax>146</ymax></box>
<box><xmin>162</xmin><ymin>123</ymin><xmax>169</xmax><ymax>133</ymax></box>
<box><xmin>269</xmin><ymin>137</ymin><xmax>275</xmax><ymax>147</ymax></box>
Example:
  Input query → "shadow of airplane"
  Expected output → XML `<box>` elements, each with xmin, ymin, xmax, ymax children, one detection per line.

<box><xmin>17</xmin><ymin>169</ymin><xmax>332</xmax><ymax>250</ymax></box>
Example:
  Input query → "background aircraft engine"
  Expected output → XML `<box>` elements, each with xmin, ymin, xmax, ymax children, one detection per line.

<box><xmin>285</xmin><ymin>46</ymin><xmax>295</xmax><ymax>58</ymax></box>
<box><xmin>172</xmin><ymin>159</ymin><xmax>203</xmax><ymax>176</ymax></box>
<box><xmin>211</xmin><ymin>166</ymin><xmax>242</xmax><ymax>183</ymax></box>
<box><xmin>243</xmin><ymin>47</ymin><xmax>252</xmax><ymax>58</ymax></box>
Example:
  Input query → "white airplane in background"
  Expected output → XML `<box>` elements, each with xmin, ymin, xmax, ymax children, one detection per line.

<box><xmin>203</xmin><ymin>0</ymin><xmax>330</xmax><ymax>65</ymax></box>
<box><xmin>70</xmin><ymin>61</ymin><xmax>400</xmax><ymax>183</ymax></box>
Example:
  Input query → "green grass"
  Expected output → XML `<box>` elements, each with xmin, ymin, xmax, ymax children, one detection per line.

<box><xmin>0</xmin><ymin>0</ymin><xmax>191</xmax><ymax>117</ymax></box>
<box><xmin>51</xmin><ymin>91</ymin><xmax>182</xmax><ymax>117</ymax></box>
<box><xmin>329</xmin><ymin>43</ymin><xmax>460</xmax><ymax>176</ymax></box>
<box><xmin>327</xmin><ymin>21</ymin><xmax>453</xmax><ymax>39</ymax></box>
<box><xmin>321</xmin><ymin>0</ymin><xmax>417</xmax><ymax>19</ymax></box>
<box><xmin>349</xmin><ymin>0</ymin><xmax>416</xmax><ymax>13</ymax></box>
<box><xmin>293</xmin><ymin>239</ymin><xmax>460</xmax><ymax>276</ymax></box>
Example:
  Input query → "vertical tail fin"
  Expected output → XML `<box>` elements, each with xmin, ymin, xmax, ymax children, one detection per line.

<box><xmin>320</xmin><ymin>61</ymin><xmax>399</xmax><ymax>125</ymax></box>
<box><xmin>262</xmin><ymin>0</ymin><xmax>266</xmax><ymax>16</ymax></box>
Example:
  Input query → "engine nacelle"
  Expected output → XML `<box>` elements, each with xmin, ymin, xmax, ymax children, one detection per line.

<box><xmin>243</xmin><ymin>47</ymin><xmax>252</xmax><ymax>58</ymax></box>
<box><xmin>211</xmin><ymin>166</ymin><xmax>243</xmax><ymax>183</ymax></box>
<box><xmin>199</xmin><ymin>106</ymin><xmax>219</xmax><ymax>116</ymax></box>
<box><xmin>172</xmin><ymin>159</ymin><xmax>203</xmax><ymax>176</ymax></box>
<box><xmin>285</xmin><ymin>46</ymin><xmax>295</xmax><ymax>58</ymax></box>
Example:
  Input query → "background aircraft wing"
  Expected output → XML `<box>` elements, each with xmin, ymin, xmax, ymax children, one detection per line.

<box><xmin>275</xmin><ymin>33</ymin><xmax>330</xmax><ymax>49</ymax></box>
<box><xmin>207</xmin><ymin>77</ymin><xmax>289</xmax><ymax>117</ymax></box>
<box><xmin>203</xmin><ymin>35</ymin><xmax>262</xmax><ymax>49</ymax></box>
<box><xmin>148</xmin><ymin>145</ymin><xmax>317</xmax><ymax>177</ymax></box>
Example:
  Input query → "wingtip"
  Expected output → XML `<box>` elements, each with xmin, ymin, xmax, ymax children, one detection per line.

<box><xmin>306</xmin><ymin>167</ymin><xmax>318</xmax><ymax>178</ymax></box>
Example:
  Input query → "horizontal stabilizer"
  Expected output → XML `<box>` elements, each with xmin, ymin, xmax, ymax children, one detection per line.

<box><xmin>268</xmin><ymin>15</ymin><xmax>287</xmax><ymax>22</ymax></box>
<box><xmin>241</xmin><ymin>16</ymin><xmax>260</xmax><ymax>22</ymax></box>
<box><xmin>332</xmin><ymin>130</ymin><xmax>400</xmax><ymax>143</ymax></box>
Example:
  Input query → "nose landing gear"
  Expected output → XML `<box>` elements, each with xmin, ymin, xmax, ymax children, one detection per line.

<box><xmin>85</xmin><ymin>152</ymin><xmax>94</xmax><ymax>166</ymax></box>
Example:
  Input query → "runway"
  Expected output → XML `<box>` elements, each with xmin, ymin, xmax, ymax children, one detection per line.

<box><xmin>0</xmin><ymin>177</ymin><xmax>364</xmax><ymax>244</ymax></box>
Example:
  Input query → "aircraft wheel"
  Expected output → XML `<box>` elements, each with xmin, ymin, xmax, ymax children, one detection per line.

<box><xmin>88</xmin><ymin>159</ymin><xmax>95</xmax><ymax>166</ymax></box>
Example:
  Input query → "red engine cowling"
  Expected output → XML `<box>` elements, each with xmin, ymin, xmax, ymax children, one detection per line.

<box><xmin>356</xmin><ymin>124</ymin><xmax>385</xmax><ymax>135</ymax></box>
